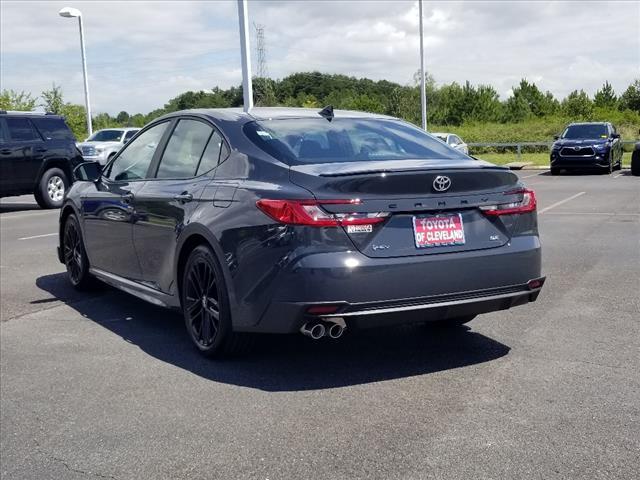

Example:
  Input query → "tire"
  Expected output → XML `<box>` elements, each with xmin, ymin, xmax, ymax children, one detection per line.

<box><xmin>631</xmin><ymin>150</ymin><xmax>640</xmax><ymax>176</ymax></box>
<box><xmin>35</xmin><ymin>167</ymin><xmax>68</xmax><ymax>209</ymax></box>
<box><xmin>425</xmin><ymin>315</ymin><xmax>477</xmax><ymax>328</ymax></box>
<box><xmin>550</xmin><ymin>167</ymin><xmax>560</xmax><ymax>176</ymax></box>
<box><xmin>181</xmin><ymin>244</ymin><xmax>251</xmax><ymax>358</ymax></box>
<box><xmin>62</xmin><ymin>214</ymin><xmax>95</xmax><ymax>290</ymax></box>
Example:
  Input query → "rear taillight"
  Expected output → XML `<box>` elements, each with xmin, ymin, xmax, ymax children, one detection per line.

<box><xmin>480</xmin><ymin>188</ymin><xmax>537</xmax><ymax>216</ymax></box>
<box><xmin>256</xmin><ymin>199</ymin><xmax>389</xmax><ymax>227</ymax></box>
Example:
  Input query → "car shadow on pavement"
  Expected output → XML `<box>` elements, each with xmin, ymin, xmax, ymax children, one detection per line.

<box><xmin>0</xmin><ymin>202</ymin><xmax>42</xmax><ymax>213</ymax></box>
<box><xmin>36</xmin><ymin>272</ymin><xmax>511</xmax><ymax>392</ymax></box>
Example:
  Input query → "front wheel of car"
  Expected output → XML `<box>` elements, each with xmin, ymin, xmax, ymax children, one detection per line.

<box><xmin>182</xmin><ymin>245</ymin><xmax>251</xmax><ymax>358</ymax></box>
<box><xmin>36</xmin><ymin>167</ymin><xmax>68</xmax><ymax>209</ymax></box>
<box><xmin>63</xmin><ymin>214</ymin><xmax>95</xmax><ymax>290</ymax></box>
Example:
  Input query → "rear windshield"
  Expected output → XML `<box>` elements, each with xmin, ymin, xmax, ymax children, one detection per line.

<box><xmin>243</xmin><ymin>118</ymin><xmax>468</xmax><ymax>164</ymax></box>
<box><xmin>88</xmin><ymin>129</ymin><xmax>124</xmax><ymax>142</ymax></box>
<box><xmin>562</xmin><ymin>124</ymin><xmax>608</xmax><ymax>139</ymax></box>
<box><xmin>31</xmin><ymin>117</ymin><xmax>75</xmax><ymax>141</ymax></box>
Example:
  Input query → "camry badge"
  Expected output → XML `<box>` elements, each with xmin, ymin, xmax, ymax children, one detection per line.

<box><xmin>433</xmin><ymin>175</ymin><xmax>452</xmax><ymax>192</ymax></box>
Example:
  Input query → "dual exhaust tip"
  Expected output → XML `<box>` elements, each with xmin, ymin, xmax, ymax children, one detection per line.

<box><xmin>300</xmin><ymin>320</ymin><xmax>346</xmax><ymax>340</ymax></box>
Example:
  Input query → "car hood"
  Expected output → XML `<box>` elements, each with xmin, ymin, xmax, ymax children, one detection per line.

<box><xmin>77</xmin><ymin>141</ymin><xmax>121</xmax><ymax>149</ymax></box>
<box><xmin>553</xmin><ymin>139</ymin><xmax>608</xmax><ymax>148</ymax></box>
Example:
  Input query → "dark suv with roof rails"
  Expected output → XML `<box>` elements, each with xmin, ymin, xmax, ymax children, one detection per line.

<box><xmin>550</xmin><ymin>122</ymin><xmax>623</xmax><ymax>175</ymax></box>
<box><xmin>0</xmin><ymin>111</ymin><xmax>84</xmax><ymax>208</ymax></box>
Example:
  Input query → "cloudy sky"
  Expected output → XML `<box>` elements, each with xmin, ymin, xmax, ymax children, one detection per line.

<box><xmin>1</xmin><ymin>1</ymin><xmax>638</xmax><ymax>115</ymax></box>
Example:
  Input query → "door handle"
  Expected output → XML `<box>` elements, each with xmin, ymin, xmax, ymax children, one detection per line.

<box><xmin>0</xmin><ymin>149</ymin><xmax>11</xmax><ymax>155</ymax></box>
<box><xmin>174</xmin><ymin>192</ymin><xmax>193</xmax><ymax>203</ymax></box>
<box><xmin>35</xmin><ymin>147</ymin><xmax>47</xmax><ymax>153</ymax></box>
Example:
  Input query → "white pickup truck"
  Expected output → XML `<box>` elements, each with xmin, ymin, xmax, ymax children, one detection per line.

<box><xmin>77</xmin><ymin>128</ymin><xmax>140</xmax><ymax>165</ymax></box>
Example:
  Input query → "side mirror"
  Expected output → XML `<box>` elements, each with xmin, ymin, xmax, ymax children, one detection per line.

<box><xmin>553</xmin><ymin>135</ymin><xmax>560</xmax><ymax>140</ymax></box>
<box><xmin>73</xmin><ymin>161</ymin><xmax>102</xmax><ymax>182</ymax></box>
<box><xmin>611</xmin><ymin>133</ymin><xmax>621</xmax><ymax>139</ymax></box>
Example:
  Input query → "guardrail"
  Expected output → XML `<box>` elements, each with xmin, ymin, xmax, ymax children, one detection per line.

<box><xmin>467</xmin><ymin>141</ymin><xmax>637</xmax><ymax>162</ymax></box>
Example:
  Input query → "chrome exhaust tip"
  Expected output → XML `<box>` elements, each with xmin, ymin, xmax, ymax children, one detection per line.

<box><xmin>327</xmin><ymin>323</ymin><xmax>344</xmax><ymax>339</ymax></box>
<box><xmin>300</xmin><ymin>322</ymin><xmax>326</xmax><ymax>340</ymax></box>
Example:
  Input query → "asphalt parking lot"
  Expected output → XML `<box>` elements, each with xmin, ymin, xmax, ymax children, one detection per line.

<box><xmin>1</xmin><ymin>170</ymin><xmax>638</xmax><ymax>480</ymax></box>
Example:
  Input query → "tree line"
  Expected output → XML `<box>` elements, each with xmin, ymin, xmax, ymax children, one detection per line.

<box><xmin>2</xmin><ymin>73</ymin><xmax>639</xmax><ymax>142</ymax></box>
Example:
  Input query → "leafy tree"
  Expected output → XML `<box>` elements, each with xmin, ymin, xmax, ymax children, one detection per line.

<box><xmin>116</xmin><ymin>111</ymin><xmax>130</xmax><ymax>124</ymax></box>
<box><xmin>562</xmin><ymin>90</ymin><xmax>594</xmax><ymax>119</ymax></box>
<box><xmin>503</xmin><ymin>94</ymin><xmax>533</xmax><ymax>123</ymax></box>
<box><xmin>510</xmin><ymin>79</ymin><xmax>556</xmax><ymax>117</ymax></box>
<box><xmin>41</xmin><ymin>84</ymin><xmax>64</xmax><ymax>114</ymax></box>
<box><xmin>594</xmin><ymin>81</ymin><xmax>617</xmax><ymax>108</ymax></box>
<box><xmin>0</xmin><ymin>89</ymin><xmax>37</xmax><ymax>110</ymax></box>
<box><xmin>619</xmin><ymin>79</ymin><xmax>640</xmax><ymax>113</ymax></box>
<box><xmin>60</xmin><ymin>103</ymin><xmax>88</xmax><ymax>139</ymax></box>
<box><xmin>93</xmin><ymin>112</ymin><xmax>117</xmax><ymax>131</ymax></box>
<box><xmin>253</xmin><ymin>77</ymin><xmax>278</xmax><ymax>107</ymax></box>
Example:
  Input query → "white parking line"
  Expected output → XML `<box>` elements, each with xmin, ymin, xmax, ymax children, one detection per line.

<box><xmin>538</xmin><ymin>192</ymin><xmax>586</xmax><ymax>214</ymax></box>
<box><xmin>613</xmin><ymin>172</ymin><xmax>626</xmax><ymax>178</ymax></box>
<box><xmin>18</xmin><ymin>233</ymin><xmax>58</xmax><ymax>241</ymax></box>
<box><xmin>0</xmin><ymin>211</ymin><xmax>57</xmax><ymax>220</ymax></box>
<box><xmin>545</xmin><ymin>212</ymin><xmax>640</xmax><ymax>216</ymax></box>
<box><xmin>520</xmin><ymin>171</ymin><xmax>547</xmax><ymax>179</ymax></box>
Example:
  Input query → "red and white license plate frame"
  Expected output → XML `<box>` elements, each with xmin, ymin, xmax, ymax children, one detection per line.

<box><xmin>412</xmin><ymin>213</ymin><xmax>466</xmax><ymax>248</ymax></box>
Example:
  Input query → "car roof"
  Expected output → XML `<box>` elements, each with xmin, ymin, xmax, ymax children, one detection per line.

<box><xmin>157</xmin><ymin>107</ymin><xmax>397</xmax><ymax>123</ymax></box>
<box><xmin>567</xmin><ymin>122</ymin><xmax>609</xmax><ymax>126</ymax></box>
<box><xmin>431</xmin><ymin>132</ymin><xmax>450</xmax><ymax>136</ymax></box>
<box><xmin>0</xmin><ymin>111</ymin><xmax>63</xmax><ymax>119</ymax></box>
<box><xmin>95</xmin><ymin>127</ymin><xmax>139</xmax><ymax>131</ymax></box>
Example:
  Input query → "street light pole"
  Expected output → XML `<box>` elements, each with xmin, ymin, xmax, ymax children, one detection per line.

<box><xmin>59</xmin><ymin>7</ymin><xmax>92</xmax><ymax>136</ymax></box>
<box><xmin>418</xmin><ymin>0</ymin><xmax>427</xmax><ymax>131</ymax></box>
<box><xmin>237</xmin><ymin>0</ymin><xmax>253</xmax><ymax>113</ymax></box>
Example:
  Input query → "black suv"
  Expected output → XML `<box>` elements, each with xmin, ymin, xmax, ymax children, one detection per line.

<box><xmin>0</xmin><ymin>111</ymin><xmax>84</xmax><ymax>208</ymax></box>
<box><xmin>550</xmin><ymin>122</ymin><xmax>623</xmax><ymax>175</ymax></box>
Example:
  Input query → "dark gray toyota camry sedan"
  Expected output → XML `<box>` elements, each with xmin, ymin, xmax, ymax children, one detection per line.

<box><xmin>58</xmin><ymin>107</ymin><xmax>544</xmax><ymax>357</ymax></box>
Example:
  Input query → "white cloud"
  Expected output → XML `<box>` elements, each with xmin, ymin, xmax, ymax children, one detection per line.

<box><xmin>1</xmin><ymin>0</ymin><xmax>638</xmax><ymax>115</ymax></box>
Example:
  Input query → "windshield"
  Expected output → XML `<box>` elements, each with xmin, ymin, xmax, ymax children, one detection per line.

<box><xmin>562</xmin><ymin>124</ymin><xmax>608</xmax><ymax>140</ymax></box>
<box><xmin>244</xmin><ymin>118</ymin><xmax>468</xmax><ymax>165</ymax></box>
<box><xmin>87</xmin><ymin>130</ymin><xmax>124</xmax><ymax>142</ymax></box>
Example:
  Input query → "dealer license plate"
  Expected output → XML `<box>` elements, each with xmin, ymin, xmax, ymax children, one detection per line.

<box><xmin>413</xmin><ymin>214</ymin><xmax>465</xmax><ymax>248</ymax></box>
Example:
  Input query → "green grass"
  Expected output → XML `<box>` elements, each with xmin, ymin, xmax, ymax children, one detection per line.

<box><xmin>474</xmin><ymin>151</ymin><xmax>632</xmax><ymax>167</ymax></box>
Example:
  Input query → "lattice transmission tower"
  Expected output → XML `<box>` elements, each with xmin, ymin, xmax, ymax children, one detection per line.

<box><xmin>254</xmin><ymin>23</ymin><xmax>267</xmax><ymax>78</ymax></box>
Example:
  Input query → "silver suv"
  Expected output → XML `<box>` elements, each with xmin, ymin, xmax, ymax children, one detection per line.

<box><xmin>77</xmin><ymin>128</ymin><xmax>139</xmax><ymax>164</ymax></box>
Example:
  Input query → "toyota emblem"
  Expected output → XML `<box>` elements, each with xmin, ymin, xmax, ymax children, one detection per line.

<box><xmin>432</xmin><ymin>175</ymin><xmax>452</xmax><ymax>192</ymax></box>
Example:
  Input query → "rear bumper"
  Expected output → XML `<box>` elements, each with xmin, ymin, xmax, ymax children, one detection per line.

<box><xmin>241</xmin><ymin>235</ymin><xmax>542</xmax><ymax>333</ymax></box>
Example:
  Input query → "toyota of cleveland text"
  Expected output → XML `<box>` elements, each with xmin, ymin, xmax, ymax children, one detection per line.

<box><xmin>58</xmin><ymin>107</ymin><xmax>545</xmax><ymax>357</ymax></box>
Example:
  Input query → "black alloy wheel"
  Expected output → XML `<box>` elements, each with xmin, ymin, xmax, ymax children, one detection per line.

<box><xmin>63</xmin><ymin>214</ymin><xmax>93</xmax><ymax>289</ymax></box>
<box><xmin>184</xmin><ymin>249</ymin><xmax>222</xmax><ymax>349</ymax></box>
<box><xmin>182</xmin><ymin>245</ymin><xmax>250</xmax><ymax>357</ymax></box>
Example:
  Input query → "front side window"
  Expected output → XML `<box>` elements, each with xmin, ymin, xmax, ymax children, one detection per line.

<box><xmin>31</xmin><ymin>117</ymin><xmax>75</xmax><ymax>141</ymax></box>
<box><xmin>105</xmin><ymin>122</ymin><xmax>168</xmax><ymax>181</ymax></box>
<box><xmin>88</xmin><ymin>129</ymin><xmax>124</xmax><ymax>142</ymax></box>
<box><xmin>244</xmin><ymin>118</ymin><xmax>468</xmax><ymax>165</ymax></box>
<box><xmin>6</xmin><ymin>117</ymin><xmax>38</xmax><ymax>142</ymax></box>
<box><xmin>156</xmin><ymin>119</ymin><xmax>213</xmax><ymax>179</ymax></box>
<box><xmin>124</xmin><ymin>130</ymin><xmax>138</xmax><ymax>141</ymax></box>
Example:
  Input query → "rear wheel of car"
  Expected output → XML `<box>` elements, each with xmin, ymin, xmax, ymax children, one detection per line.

<box><xmin>425</xmin><ymin>315</ymin><xmax>477</xmax><ymax>328</ymax></box>
<box><xmin>550</xmin><ymin>167</ymin><xmax>560</xmax><ymax>176</ymax></box>
<box><xmin>36</xmin><ymin>167</ymin><xmax>68</xmax><ymax>209</ymax></box>
<box><xmin>182</xmin><ymin>245</ymin><xmax>251</xmax><ymax>358</ymax></box>
<box><xmin>631</xmin><ymin>150</ymin><xmax>640</xmax><ymax>176</ymax></box>
<box><xmin>63</xmin><ymin>214</ymin><xmax>95</xmax><ymax>290</ymax></box>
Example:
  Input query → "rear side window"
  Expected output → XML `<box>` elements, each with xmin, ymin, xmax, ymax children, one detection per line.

<box><xmin>6</xmin><ymin>117</ymin><xmax>39</xmax><ymax>142</ymax></box>
<box><xmin>31</xmin><ymin>117</ymin><xmax>75</xmax><ymax>141</ymax></box>
<box><xmin>156</xmin><ymin>119</ymin><xmax>213</xmax><ymax>179</ymax></box>
<box><xmin>244</xmin><ymin>118</ymin><xmax>467</xmax><ymax>165</ymax></box>
<box><xmin>196</xmin><ymin>130</ymin><xmax>226</xmax><ymax>176</ymax></box>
